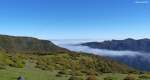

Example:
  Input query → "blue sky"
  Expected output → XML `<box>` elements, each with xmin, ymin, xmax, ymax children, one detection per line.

<box><xmin>0</xmin><ymin>0</ymin><xmax>150</xmax><ymax>40</ymax></box>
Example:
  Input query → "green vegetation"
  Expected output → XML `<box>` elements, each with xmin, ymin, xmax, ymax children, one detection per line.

<box><xmin>139</xmin><ymin>73</ymin><xmax>150</xmax><ymax>79</ymax></box>
<box><xmin>86</xmin><ymin>75</ymin><xmax>97</xmax><ymax>80</ymax></box>
<box><xmin>0</xmin><ymin>51</ymin><xmax>142</xmax><ymax>80</ymax></box>
<box><xmin>68</xmin><ymin>76</ymin><xmax>83</xmax><ymax>80</ymax></box>
<box><xmin>123</xmin><ymin>75</ymin><xmax>136</xmax><ymax>80</ymax></box>
<box><xmin>0</xmin><ymin>35</ymin><xmax>68</xmax><ymax>54</ymax></box>
<box><xmin>0</xmin><ymin>67</ymin><xmax>148</xmax><ymax>80</ymax></box>
<box><xmin>0</xmin><ymin>35</ymin><xmax>147</xmax><ymax>80</ymax></box>
<box><xmin>0</xmin><ymin>35</ymin><xmax>133</xmax><ymax>74</ymax></box>
<box><xmin>0</xmin><ymin>51</ymin><xmax>134</xmax><ymax>74</ymax></box>
<box><xmin>104</xmin><ymin>76</ymin><xmax>117</xmax><ymax>80</ymax></box>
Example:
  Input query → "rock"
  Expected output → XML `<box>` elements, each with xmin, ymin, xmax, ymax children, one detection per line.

<box><xmin>17</xmin><ymin>76</ymin><xmax>25</xmax><ymax>80</ymax></box>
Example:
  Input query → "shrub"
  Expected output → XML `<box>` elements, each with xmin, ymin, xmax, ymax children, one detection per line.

<box><xmin>68</xmin><ymin>76</ymin><xmax>83</xmax><ymax>80</ymax></box>
<box><xmin>71</xmin><ymin>71</ymin><xmax>83</xmax><ymax>76</ymax></box>
<box><xmin>56</xmin><ymin>70</ymin><xmax>71</xmax><ymax>77</ymax></box>
<box><xmin>86</xmin><ymin>70</ymin><xmax>98</xmax><ymax>76</ymax></box>
<box><xmin>9</xmin><ymin>55</ymin><xmax>25</xmax><ymax>68</ymax></box>
<box><xmin>46</xmin><ymin>65</ymin><xmax>54</xmax><ymax>70</ymax></box>
<box><xmin>0</xmin><ymin>52</ymin><xmax>12</xmax><ymax>69</ymax></box>
<box><xmin>58</xmin><ymin>70</ymin><xmax>69</xmax><ymax>75</ymax></box>
<box><xmin>124</xmin><ymin>75</ymin><xmax>136</xmax><ymax>80</ymax></box>
<box><xmin>139</xmin><ymin>74</ymin><xmax>150</xmax><ymax>79</ymax></box>
<box><xmin>10</xmin><ymin>59</ymin><xmax>25</xmax><ymax>68</ymax></box>
<box><xmin>86</xmin><ymin>75</ymin><xmax>97</xmax><ymax>80</ymax></box>
<box><xmin>0</xmin><ymin>64</ymin><xmax>6</xmax><ymax>69</ymax></box>
<box><xmin>10</xmin><ymin>62</ymin><xmax>25</xmax><ymax>68</ymax></box>
<box><xmin>56</xmin><ymin>74</ymin><xmax>63</xmax><ymax>77</ymax></box>
<box><xmin>104</xmin><ymin>76</ymin><xmax>117</xmax><ymax>80</ymax></box>
<box><xmin>128</xmin><ymin>70</ymin><xmax>139</xmax><ymax>74</ymax></box>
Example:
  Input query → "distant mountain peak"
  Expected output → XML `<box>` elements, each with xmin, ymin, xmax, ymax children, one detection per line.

<box><xmin>125</xmin><ymin>38</ymin><xmax>135</xmax><ymax>41</ymax></box>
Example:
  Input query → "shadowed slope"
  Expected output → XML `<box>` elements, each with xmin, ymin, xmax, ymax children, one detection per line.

<box><xmin>0</xmin><ymin>35</ymin><xmax>68</xmax><ymax>54</ymax></box>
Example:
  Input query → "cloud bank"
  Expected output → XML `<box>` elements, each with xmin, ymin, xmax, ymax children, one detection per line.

<box><xmin>52</xmin><ymin>39</ymin><xmax>150</xmax><ymax>71</ymax></box>
<box><xmin>59</xmin><ymin>44</ymin><xmax>142</xmax><ymax>56</ymax></box>
<box><xmin>52</xmin><ymin>39</ymin><xmax>145</xmax><ymax>57</ymax></box>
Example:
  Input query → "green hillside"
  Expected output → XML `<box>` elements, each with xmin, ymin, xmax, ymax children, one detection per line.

<box><xmin>0</xmin><ymin>35</ymin><xmax>140</xmax><ymax>80</ymax></box>
<box><xmin>0</xmin><ymin>51</ymin><xmax>133</xmax><ymax>74</ymax></box>
<box><xmin>0</xmin><ymin>51</ymin><xmax>139</xmax><ymax>80</ymax></box>
<box><xmin>0</xmin><ymin>35</ymin><xmax>68</xmax><ymax>54</ymax></box>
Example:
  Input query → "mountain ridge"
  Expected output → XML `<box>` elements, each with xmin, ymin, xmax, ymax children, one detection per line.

<box><xmin>81</xmin><ymin>38</ymin><xmax>150</xmax><ymax>53</ymax></box>
<box><xmin>0</xmin><ymin>34</ymin><xmax>69</xmax><ymax>54</ymax></box>
<box><xmin>0</xmin><ymin>34</ymin><xmax>135</xmax><ymax>74</ymax></box>
<box><xmin>80</xmin><ymin>38</ymin><xmax>150</xmax><ymax>71</ymax></box>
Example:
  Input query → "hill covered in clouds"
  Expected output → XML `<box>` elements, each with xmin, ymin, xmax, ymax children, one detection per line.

<box><xmin>52</xmin><ymin>39</ymin><xmax>150</xmax><ymax>71</ymax></box>
<box><xmin>81</xmin><ymin>38</ymin><xmax>150</xmax><ymax>53</ymax></box>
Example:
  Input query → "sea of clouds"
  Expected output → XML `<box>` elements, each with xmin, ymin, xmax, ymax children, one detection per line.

<box><xmin>51</xmin><ymin>39</ymin><xmax>149</xmax><ymax>57</ymax></box>
<box><xmin>52</xmin><ymin>39</ymin><xmax>150</xmax><ymax>71</ymax></box>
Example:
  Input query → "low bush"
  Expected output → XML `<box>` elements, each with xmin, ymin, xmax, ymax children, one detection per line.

<box><xmin>56</xmin><ymin>74</ymin><xmax>63</xmax><ymax>77</ymax></box>
<box><xmin>139</xmin><ymin>74</ymin><xmax>150</xmax><ymax>79</ymax></box>
<box><xmin>58</xmin><ymin>70</ymin><xmax>70</xmax><ymax>75</ymax></box>
<box><xmin>71</xmin><ymin>71</ymin><xmax>83</xmax><ymax>76</ymax></box>
<box><xmin>86</xmin><ymin>75</ymin><xmax>97</xmax><ymax>80</ymax></box>
<box><xmin>124</xmin><ymin>75</ymin><xmax>137</xmax><ymax>80</ymax></box>
<box><xmin>104</xmin><ymin>76</ymin><xmax>117</xmax><ymax>80</ymax></box>
<box><xmin>0</xmin><ymin>64</ymin><xmax>6</xmax><ymax>69</ymax></box>
<box><xmin>86</xmin><ymin>70</ymin><xmax>98</xmax><ymax>76</ymax></box>
<box><xmin>68</xmin><ymin>76</ymin><xmax>83</xmax><ymax>80</ymax></box>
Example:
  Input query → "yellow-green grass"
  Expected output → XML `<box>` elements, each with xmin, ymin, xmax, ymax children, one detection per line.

<box><xmin>0</xmin><ymin>67</ymin><xmax>69</xmax><ymax>80</ymax></box>
<box><xmin>0</xmin><ymin>67</ymin><xmax>143</xmax><ymax>80</ymax></box>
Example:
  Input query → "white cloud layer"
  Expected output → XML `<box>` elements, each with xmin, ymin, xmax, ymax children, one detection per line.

<box><xmin>58</xmin><ymin>44</ymin><xmax>142</xmax><ymax>56</ymax></box>
<box><xmin>52</xmin><ymin>39</ymin><xmax>148</xmax><ymax>57</ymax></box>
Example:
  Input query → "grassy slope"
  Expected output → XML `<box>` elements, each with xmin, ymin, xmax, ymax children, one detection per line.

<box><xmin>0</xmin><ymin>51</ymin><xmax>140</xmax><ymax>80</ymax></box>
<box><xmin>0</xmin><ymin>51</ymin><xmax>150</xmax><ymax>80</ymax></box>
<box><xmin>0</xmin><ymin>67</ymin><xmax>121</xmax><ymax>80</ymax></box>
<box><xmin>0</xmin><ymin>35</ymin><xmax>68</xmax><ymax>54</ymax></box>
<box><xmin>0</xmin><ymin>51</ymin><xmax>133</xmax><ymax>73</ymax></box>
<box><xmin>0</xmin><ymin>35</ymin><xmax>143</xmax><ymax>80</ymax></box>
<box><xmin>0</xmin><ymin>67</ymin><xmax>143</xmax><ymax>80</ymax></box>
<box><xmin>1</xmin><ymin>35</ymin><xmax>150</xmax><ymax>80</ymax></box>
<box><xmin>0</xmin><ymin>67</ymin><xmax>63</xmax><ymax>80</ymax></box>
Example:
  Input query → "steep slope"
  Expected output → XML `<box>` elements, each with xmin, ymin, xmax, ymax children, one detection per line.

<box><xmin>80</xmin><ymin>39</ymin><xmax>150</xmax><ymax>71</ymax></box>
<box><xmin>81</xmin><ymin>38</ymin><xmax>150</xmax><ymax>53</ymax></box>
<box><xmin>109</xmin><ymin>55</ymin><xmax>150</xmax><ymax>71</ymax></box>
<box><xmin>0</xmin><ymin>35</ymin><xmax>68</xmax><ymax>54</ymax></box>
<box><xmin>0</xmin><ymin>51</ymin><xmax>134</xmax><ymax>74</ymax></box>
